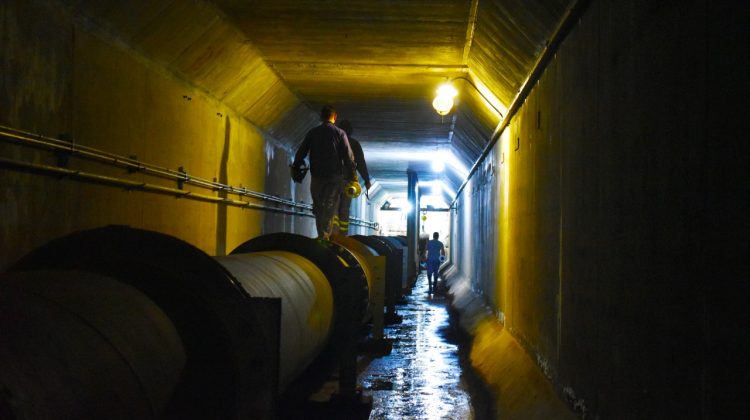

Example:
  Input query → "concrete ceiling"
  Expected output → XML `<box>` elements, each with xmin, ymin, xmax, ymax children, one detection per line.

<box><xmin>64</xmin><ymin>0</ymin><xmax>570</xmax><ymax>200</ymax></box>
<box><xmin>210</xmin><ymin>0</ymin><xmax>570</xmax><ymax>199</ymax></box>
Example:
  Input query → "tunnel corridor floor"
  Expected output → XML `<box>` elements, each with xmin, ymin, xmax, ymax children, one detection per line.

<box><xmin>355</xmin><ymin>273</ymin><xmax>492</xmax><ymax>420</ymax></box>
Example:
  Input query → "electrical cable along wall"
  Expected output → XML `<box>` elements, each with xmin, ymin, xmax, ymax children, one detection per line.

<box><xmin>0</xmin><ymin>226</ymin><xmax>404</xmax><ymax>419</ymax></box>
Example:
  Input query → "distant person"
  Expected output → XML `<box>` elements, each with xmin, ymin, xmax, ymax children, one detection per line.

<box><xmin>292</xmin><ymin>105</ymin><xmax>356</xmax><ymax>240</ymax></box>
<box><xmin>425</xmin><ymin>232</ymin><xmax>445</xmax><ymax>293</ymax></box>
<box><xmin>332</xmin><ymin>119</ymin><xmax>371</xmax><ymax>235</ymax></box>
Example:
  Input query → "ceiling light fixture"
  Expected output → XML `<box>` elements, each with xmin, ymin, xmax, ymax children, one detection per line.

<box><xmin>432</xmin><ymin>76</ymin><xmax>505</xmax><ymax>118</ymax></box>
<box><xmin>432</xmin><ymin>84</ymin><xmax>458</xmax><ymax>116</ymax></box>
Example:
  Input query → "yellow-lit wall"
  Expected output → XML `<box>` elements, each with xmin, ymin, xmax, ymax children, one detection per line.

<box><xmin>449</xmin><ymin>0</ymin><xmax>714</xmax><ymax>418</ymax></box>
<box><xmin>0</xmin><ymin>1</ymin><xmax>270</xmax><ymax>268</ymax></box>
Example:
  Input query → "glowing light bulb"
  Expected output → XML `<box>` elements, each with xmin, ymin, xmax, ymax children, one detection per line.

<box><xmin>438</xmin><ymin>84</ymin><xmax>458</xmax><ymax>98</ymax></box>
<box><xmin>432</xmin><ymin>83</ymin><xmax>458</xmax><ymax>116</ymax></box>
<box><xmin>432</xmin><ymin>96</ymin><xmax>453</xmax><ymax>116</ymax></box>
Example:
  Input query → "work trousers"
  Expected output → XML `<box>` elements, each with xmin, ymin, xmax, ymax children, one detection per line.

<box><xmin>426</xmin><ymin>259</ymin><xmax>440</xmax><ymax>290</ymax></box>
<box><xmin>332</xmin><ymin>193</ymin><xmax>352</xmax><ymax>234</ymax></box>
<box><xmin>310</xmin><ymin>176</ymin><xmax>343</xmax><ymax>239</ymax></box>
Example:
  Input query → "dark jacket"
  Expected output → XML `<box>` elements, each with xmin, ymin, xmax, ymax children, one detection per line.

<box><xmin>293</xmin><ymin>122</ymin><xmax>355</xmax><ymax>179</ymax></box>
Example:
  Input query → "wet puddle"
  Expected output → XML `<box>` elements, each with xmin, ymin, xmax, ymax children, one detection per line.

<box><xmin>358</xmin><ymin>274</ymin><xmax>476</xmax><ymax>419</ymax></box>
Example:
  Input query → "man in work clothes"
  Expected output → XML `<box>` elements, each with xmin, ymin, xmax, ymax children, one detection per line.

<box><xmin>425</xmin><ymin>232</ymin><xmax>446</xmax><ymax>293</ymax></box>
<box><xmin>292</xmin><ymin>105</ymin><xmax>356</xmax><ymax>240</ymax></box>
<box><xmin>333</xmin><ymin>119</ymin><xmax>371</xmax><ymax>235</ymax></box>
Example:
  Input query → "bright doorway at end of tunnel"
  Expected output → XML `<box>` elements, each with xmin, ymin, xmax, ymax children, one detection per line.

<box><xmin>420</xmin><ymin>207</ymin><xmax>451</xmax><ymax>259</ymax></box>
<box><xmin>376</xmin><ymin>196</ymin><xmax>411</xmax><ymax>236</ymax></box>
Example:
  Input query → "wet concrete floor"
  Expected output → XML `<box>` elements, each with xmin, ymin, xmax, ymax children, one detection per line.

<box><xmin>358</xmin><ymin>273</ymin><xmax>485</xmax><ymax>419</ymax></box>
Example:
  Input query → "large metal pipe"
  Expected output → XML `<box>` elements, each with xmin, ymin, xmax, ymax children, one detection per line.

<box><xmin>5</xmin><ymin>226</ymin><xmax>274</xmax><ymax>419</ymax></box>
<box><xmin>214</xmin><ymin>251</ymin><xmax>333</xmax><ymax>391</ymax></box>
<box><xmin>0</xmin><ymin>270</ymin><xmax>185</xmax><ymax>419</ymax></box>
<box><xmin>352</xmin><ymin>235</ymin><xmax>403</xmax><ymax>316</ymax></box>
<box><xmin>380</xmin><ymin>236</ymin><xmax>410</xmax><ymax>290</ymax></box>
<box><xmin>331</xmin><ymin>235</ymin><xmax>379</xmax><ymax>317</ymax></box>
<box><xmin>1</xmin><ymin>227</ymin><xmax>389</xmax><ymax>417</ymax></box>
<box><xmin>230</xmin><ymin>233</ymin><xmax>370</xmax><ymax>400</ymax></box>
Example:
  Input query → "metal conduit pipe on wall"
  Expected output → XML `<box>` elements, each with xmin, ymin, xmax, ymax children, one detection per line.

<box><xmin>0</xmin><ymin>125</ymin><xmax>378</xmax><ymax>230</ymax></box>
<box><xmin>0</xmin><ymin>226</ymin><xmax>387</xmax><ymax>419</ymax></box>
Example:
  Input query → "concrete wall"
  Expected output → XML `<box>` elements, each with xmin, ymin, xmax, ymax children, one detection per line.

<box><xmin>0</xmin><ymin>0</ymin><xmax>303</xmax><ymax>268</ymax></box>
<box><xmin>449</xmin><ymin>0</ymin><xmax>729</xmax><ymax>418</ymax></box>
<box><xmin>261</xmin><ymin>141</ymin><xmax>316</xmax><ymax>237</ymax></box>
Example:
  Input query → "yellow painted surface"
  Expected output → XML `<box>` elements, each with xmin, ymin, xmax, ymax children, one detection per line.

<box><xmin>256</xmin><ymin>251</ymin><xmax>334</xmax><ymax>336</ymax></box>
<box><xmin>0</xmin><ymin>24</ymin><xmax>268</xmax><ymax>268</ymax></box>
<box><xmin>331</xmin><ymin>234</ymin><xmax>377</xmax><ymax>293</ymax></box>
<box><xmin>497</xmin><ymin>129</ymin><xmax>512</xmax><ymax>322</ymax></box>
<box><xmin>470</xmin><ymin>318</ymin><xmax>575</xmax><ymax>420</ymax></box>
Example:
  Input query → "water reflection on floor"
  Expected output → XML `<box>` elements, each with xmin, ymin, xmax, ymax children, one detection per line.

<box><xmin>359</xmin><ymin>274</ymin><xmax>474</xmax><ymax>420</ymax></box>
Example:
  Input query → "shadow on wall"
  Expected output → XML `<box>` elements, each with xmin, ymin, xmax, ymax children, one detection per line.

<box><xmin>263</xmin><ymin>142</ymin><xmax>315</xmax><ymax>236</ymax></box>
<box><xmin>215</xmin><ymin>117</ymin><xmax>231</xmax><ymax>255</ymax></box>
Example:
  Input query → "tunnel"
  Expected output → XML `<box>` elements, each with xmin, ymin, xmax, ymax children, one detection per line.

<box><xmin>0</xmin><ymin>1</ymin><xmax>743</xmax><ymax>419</ymax></box>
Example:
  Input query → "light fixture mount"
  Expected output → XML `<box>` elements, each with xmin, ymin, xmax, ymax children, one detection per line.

<box><xmin>431</xmin><ymin>76</ymin><xmax>504</xmax><ymax>118</ymax></box>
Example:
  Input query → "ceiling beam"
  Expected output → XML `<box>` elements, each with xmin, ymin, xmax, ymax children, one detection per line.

<box><xmin>462</xmin><ymin>0</ymin><xmax>480</xmax><ymax>64</ymax></box>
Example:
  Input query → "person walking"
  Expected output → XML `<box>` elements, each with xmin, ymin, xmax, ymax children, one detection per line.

<box><xmin>425</xmin><ymin>232</ymin><xmax>445</xmax><ymax>293</ymax></box>
<box><xmin>291</xmin><ymin>105</ymin><xmax>356</xmax><ymax>240</ymax></box>
<box><xmin>332</xmin><ymin>119</ymin><xmax>371</xmax><ymax>235</ymax></box>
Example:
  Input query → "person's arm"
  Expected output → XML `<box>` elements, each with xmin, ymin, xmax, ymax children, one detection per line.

<box><xmin>292</xmin><ymin>133</ymin><xmax>311</xmax><ymax>168</ymax></box>
<box><xmin>339</xmin><ymin>132</ymin><xmax>356</xmax><ymax>180</ymax></box>
<box><xmin>351</xmin><ymin>139</ymin><xmax>371</xmax><ymax>188</ymax></box>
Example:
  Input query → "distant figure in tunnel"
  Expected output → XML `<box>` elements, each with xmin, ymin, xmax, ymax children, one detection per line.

<box><xmin>292</xmin><ymin>105</ymin><xmax>356</xmax><ymax>240</ymax></box>
<box><xmin>332</xmin><ymin>119</ymin><xmax>371</xmax><ymax>235</ymax></box>
<box><xmin>425</xmin><ymin>232</ymin><xmax>445</xmax><ymax>293</ymax></box>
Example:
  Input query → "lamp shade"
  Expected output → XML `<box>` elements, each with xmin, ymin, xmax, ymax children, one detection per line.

<box><xmin>432</xmin><ymin>96</ymin><xmax>454</xmax><ymax>116</ymax></box>
<box><xmin>432</xmin><ymin>83</ymin><xmax>459</xmax><ymax>116</ymax></box>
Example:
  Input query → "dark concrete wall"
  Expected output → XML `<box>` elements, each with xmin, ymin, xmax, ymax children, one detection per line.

<box><xmin>450</xmin><ymin>0</ymin><xmax>739</xmax><ymax>418</ymax></box>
